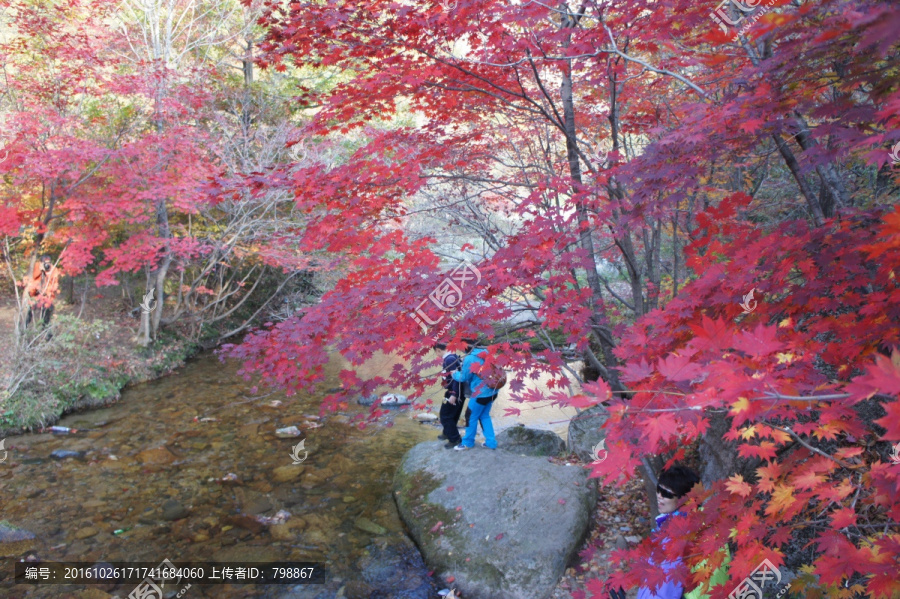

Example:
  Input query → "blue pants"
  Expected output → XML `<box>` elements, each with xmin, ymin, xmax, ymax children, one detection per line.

<box><xmin>461</xmin><ymin>396</ymin><xmax>496</xmax><ymax>448</ymax></box>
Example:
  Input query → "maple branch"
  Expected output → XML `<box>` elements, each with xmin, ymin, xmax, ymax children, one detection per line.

<box><xmin>769</xmin><ymin>424</ymin><xmax>854</xmax><ymax>469</ymax></box>
<box><xmin>524</xmin><ymin>49</ymin><xmax>566</xmax><ymax>132</ymax></box>
<box><xmin>582</xmin><ymin>342</ymin><xmax>613</xmax><ymax>382</ymax></box>
<box><xmin>624</xmin><ymin>406</ymin><xmax>706</xmax><ymax>413</ymax></box>
<box><xmin>752</xmin><ymin>392</ymin><xmax>851</xmax><ymax>402</ymax></box>
<box><xmin>219</xmin><ymin>270</ymin><xmax>305</xmax><ymax>341</ymax></box>
<box><xmin>598</xmin><ymin>272</ymin><xmax>635</xmax><ymax>311</ymax></box>
<box><xmin>601</xmin><ymin>24</ymin><xmax>707</xmax><ymax>100</ymax></box>
<box><xmin>616</xmin><ymin>390</ymin><xmax>687</xmax><ymax>396</ymax></box>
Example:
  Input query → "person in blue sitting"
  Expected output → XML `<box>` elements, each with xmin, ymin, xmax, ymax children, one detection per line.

<box><xmin>609</xmin><ymin>464</ymin><xmax>701</xmax><ymax>599</ymax></box>
<box><xmin>451</xmin><ymin>339</ymin><xmax>500</xmax><ymax>450</ymax></box>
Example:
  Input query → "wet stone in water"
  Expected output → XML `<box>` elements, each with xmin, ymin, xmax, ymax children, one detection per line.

<box><xmin>160</xmin><ymin>499</ymin><xmax>189</xmax><ymax>521</ymax></box>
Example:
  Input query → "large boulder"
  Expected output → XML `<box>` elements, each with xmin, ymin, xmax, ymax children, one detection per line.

<box><xmin>496</xmin><ymin>425</ymin><xmax>566</xmax><ymax>457</ymax></box>
<box><xmin>393</xmin><ymin>441</ymin><xmax>597</xmax><ymax>599</ymax></box>
<box><xmin>567</xmin><ymin>404</ymin><xmax>609</xmax><ymax>462</ymax></box>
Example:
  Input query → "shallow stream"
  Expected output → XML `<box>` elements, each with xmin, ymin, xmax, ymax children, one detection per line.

<box><xmin>0</xmin><ymin>352</ymin><xmax>440</xmax><ymax>598</ymax></box>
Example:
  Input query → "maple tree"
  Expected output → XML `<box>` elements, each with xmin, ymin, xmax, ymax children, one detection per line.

<box><xmin>0</xmin><ymin>0</ymin><xmax>218</xmax><ymax>335</ymax></box>
<box><xmin>231</xmin><ymin>0</ymin><xmax>900</xmax><ymax>595</ymax></box>
<box><xmin>0</xmin><ymin>0</ymin><xmax>896</xmax><ymax>592</ymax></box>
<box><xmin>0</xmin><ymin>0</ymin><xmax>316</xmax><ymax>347</ymax></box>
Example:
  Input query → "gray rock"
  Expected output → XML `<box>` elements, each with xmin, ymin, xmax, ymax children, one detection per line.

<box><xmin>0</xmin><ymin>523</ymin><xmax>37</xmax><ymax>557</ymax></box>
<box><xmin>275</xmin><ymin>426</ymin><xmax>302</xmax><ymax>438</ymax></box>
<box><xmin>0</xmin><ymin>523</ymin><xmax>36</xmax><ymax>543</ymax></box>
<box><xmin>496</xmin><ymin>425</ymin><xmax>566</xmax><ymax>457</ymax></box>
<box><xmin>357</xmin><ymin>395</ymin><xmax>377</xmax><ymax>406</ymax></box>
<box><xmin>50</xmin><ymin>449</ymin><xmax>85</xmax><ymax>460</ymax></box>
<box><xmin>358</xmin><ymin>393</ymin><xmax>410</xmax><ymax>407</ymax></box>
<box><xmin>567</xmin><ymin>404</ymin><xmax>609</xmax><ymax>462</ymax></box>
<box><xmin>393</xmin><ymin>441</ymin><xmax>597</xmax><ymax>599</ymax></box>
<box><xmin>160</xmin><ymin>499</ymin><xmax>189</xmax><ymax>521</ymax></box>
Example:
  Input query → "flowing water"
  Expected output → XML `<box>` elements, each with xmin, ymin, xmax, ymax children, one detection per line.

<box><xmin>0</xmin><ymin>352</ymin><xmax>441</xmax><ymax>598</ymax></box>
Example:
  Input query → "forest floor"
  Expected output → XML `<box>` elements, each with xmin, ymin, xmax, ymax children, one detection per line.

<box><xmin>549</xmin><ymin>462</ymin><xmax>648</xmax><ymax>599</ymax></box>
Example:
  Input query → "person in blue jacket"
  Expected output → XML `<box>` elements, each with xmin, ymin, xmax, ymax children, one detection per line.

<box><xmin>609</xmin><ymin>465</ymin><xmax>700</xmax><ymax>599</ymax></box>
<box><xmin>452</xmin><ymin>339</ymin><xmax>499</xmax><ymax>450</ymax></box>
<box><xmin>640</xmin><ymin>465</ymin><xmax>701</xmax><ymax>599</ymax></box>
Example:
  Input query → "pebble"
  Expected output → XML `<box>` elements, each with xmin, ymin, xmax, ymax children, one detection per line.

<box><xmin>272</xmin><ymin>465</ymin><xmax>301</xmax><ymax>483</ymax></box>
<box><xmin>50</xmin><ymin>450</ymin><xmax>85</xmax><ymax>460</ymax></box>
<box><xmin>354</xmin><ymin>518</ymin><xmax>387</xmax><ymax>535</ymax></box>
<box><xmin>160</xmin><ymin>499</ymin><xmax>189</xmax><ymax>521</ymax></box>
<box><xmin>275</xmin><ymin>426</ymin><xmax>302</xmax><ymax>438</ymax></box>
<box><xmin>269</xmin><ymin>523</ymin><xmax>294</xmax><ymax>541</ymax></box>
<box><xmin>74</xmin><ymin>526</ymin><xmax>99</xmax><ymax>540</ymax></box>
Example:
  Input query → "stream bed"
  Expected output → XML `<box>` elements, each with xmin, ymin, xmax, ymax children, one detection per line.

<box><xmin>0</xmin><ymin>352</ymin><xmax>441</xmax><ymax>598</ymax></box>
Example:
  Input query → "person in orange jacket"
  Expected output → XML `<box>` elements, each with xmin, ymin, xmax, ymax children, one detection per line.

<box><xmin>25</xmin><ymin>254</ymin><xmax>60</xmax><ymax>328</ymax></box>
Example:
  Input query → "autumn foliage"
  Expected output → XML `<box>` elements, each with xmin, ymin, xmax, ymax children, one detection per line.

<box><xmin>0</xmin><ymin>0</ymin><xmax>217</xmax><ymax>281</ymax></box>
<box><xmin>3</xmin><ymin>0</ymin><xmax>898</xmax><ymax>594</ymax></box>
<box><xmin>592</xmin><ymin>203</ymin><xmax>900</xmax><ymax>597</ymax></box>
<box><xmin>226</xmin><ymin>0</ymin><xmax>900</xmax><ymax>595</ymax></box>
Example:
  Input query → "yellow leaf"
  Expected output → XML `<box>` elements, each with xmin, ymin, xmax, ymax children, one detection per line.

<box><xmin>776</xmin><ymin>352</ymin><xmax>795</xmax><ymax>364</ymax></box>
<box><xmin>740</xmin><ymin>425</ymin><xmax>758</xmax><ymax>440</ymax></box>
<box><xmin>725</xmin><ymin>474</ymin><xmax>752</xmax><ymax>497</ymax></box>
<box><xmin>730</xmin><ymin>397</ymin><xmax>750</xmax><ymax>414</ymax></box>
<box><xmin>769</xmin><ymin>427</ymin><xmax>792</xmax><ymax>444</ymax></box>
<box><xmin>779</xmin><ymin>317</ymin><xmax>793</xmax><ymax>328</ymax></box>
<box><xmin>765</xmin><ymin>484</ymin><xmax>796</xmax><ymax>516</ymax></box>
<box><xmin>813</xmin><ymin>422</ymin><xmax>841</xmax><ymax>441</ymax></box>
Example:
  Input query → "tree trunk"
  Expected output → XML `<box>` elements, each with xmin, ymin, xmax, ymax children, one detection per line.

<box><xmin>138</xmin><ymin>295</ymin><xmax>151</xmax><ymax>346</ymax></box>
<box><xmin>559</xmin><ymin>35</ymin><xmax>623</xmax><ymax>392</ymax></box>
<box><xmin>771</xmin><ymin>133</ymin><xmax>825</xmax><ymax>227</ymax></box>
<box><xmin>697</xmin><ymin>411</ymin><xmax>752</xmax><ymax>485</ymax></box>
<box><xmin>791</xmin><ymin>112</ymin><xmax>848</xmax><ymax>218</ymax></box>
<box><xmin>138</xmin><ymin>197</ymin><xmax>172</xmax><ymax>346</ymax></box>
<box><xmin>644</xmin><ymin>217</ymin><xmax>662</xmax><ymax>312</ymax></box>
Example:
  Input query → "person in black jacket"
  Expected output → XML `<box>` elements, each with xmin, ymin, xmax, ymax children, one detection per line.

<box><xmin>434</xmin><ymin>343</ymin><xmax>470</xmax><ymax>448</ymax></box>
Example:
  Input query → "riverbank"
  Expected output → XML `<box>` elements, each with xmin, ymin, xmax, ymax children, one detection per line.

<box><xmin>0</xmin><ymin>295</ymin><xmax>199</xmax><ymax>438</ymax></box>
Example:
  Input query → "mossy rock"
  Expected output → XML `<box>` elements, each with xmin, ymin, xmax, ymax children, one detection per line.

<box><xmin>393</xmin><ymin>441</ymin><xmax>596</xmax><ymax>599</ymax></box>
<box><xmin>496</xmin><ymin>425</ymin><xmax>566</xmax><ymax>457</ymax></box>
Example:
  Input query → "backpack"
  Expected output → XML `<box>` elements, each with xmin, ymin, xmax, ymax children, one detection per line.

<box><xmin>472</xmin><ymin>351</ymin><xmax>507</xmax><ymax>391</ymax></box>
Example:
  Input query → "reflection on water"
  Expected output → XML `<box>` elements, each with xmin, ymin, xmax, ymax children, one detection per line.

<box><xmin>0</xmin><ymin>352</ymin><xmax>438</xmax><ymax>598</ymax></box>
